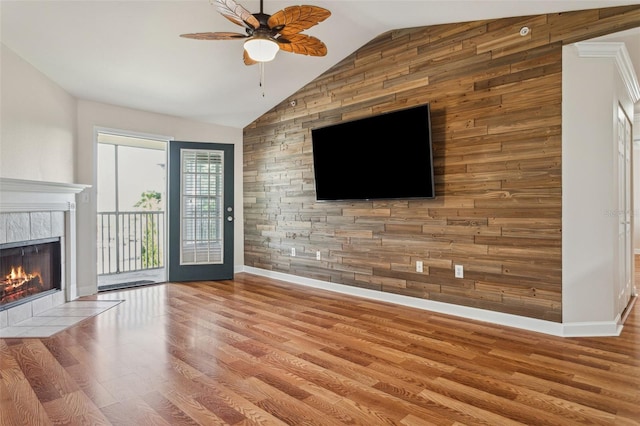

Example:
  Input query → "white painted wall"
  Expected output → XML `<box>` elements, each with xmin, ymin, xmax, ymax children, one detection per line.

<box><xmin>562</xmin><ymin>43</ymin><xmax>636</xmax><ymax>329</ymax></box>
<box><xmin>0</xmin><ymin>44</ymin><xmax>76</xmax><ymax>183</ymax></box>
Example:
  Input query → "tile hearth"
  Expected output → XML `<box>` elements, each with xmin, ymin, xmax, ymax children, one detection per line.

<box><xmin>0</xmin><ymin>299</ymin><xmax>122</xmax><ymax>338</ymax></box>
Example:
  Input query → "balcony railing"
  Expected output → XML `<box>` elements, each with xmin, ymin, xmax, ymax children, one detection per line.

<box><xmin>97</xmin><ymin>211</ymin><xmax>165</xmax><ymax>275</ymax></box>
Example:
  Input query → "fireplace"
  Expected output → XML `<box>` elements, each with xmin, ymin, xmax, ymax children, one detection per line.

<box><xmin>0</xmin><ymin>178</ymin><xmax>89</xmax><ymax>329</ymax></box>
<box><xmin>0</xmin><ymin>238</ymin><xmax>62</xmax><ymax>310</ymax></box>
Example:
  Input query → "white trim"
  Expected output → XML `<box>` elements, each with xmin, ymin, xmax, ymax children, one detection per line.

<box><xmin>94</xmin><ymin>126</ymin><xmax>173</xmax><ymax>144</ymax></box>
<box><xmin>0</xmin><ymin>178</ymin><xmax>88</xmax><ymax>194</ymax></box>
<box><xmin>561</xmin><ymin>320</ymin><xmax>622</xmax><ymax>337</ymax></box>
<box><xmin>0</xmin><ymin>178</ymin><xmax>89</xmax><ymax>213</ymax></box>
<box><xmin>0</xmin><ymin>202</ymin><xmax>73</xmax><ymax>213</ymax></box>
<box><xmin>240</xmin><ymin>266</ymin><xmax>625</xmax><ymax>337</ymax></box>
<box><xmin>575</xmin><ymin>41</ymin><xmax>640</xmax><ymax>103</ymax></box>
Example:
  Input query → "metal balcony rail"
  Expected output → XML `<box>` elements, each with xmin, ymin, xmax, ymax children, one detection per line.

<box><xmin>97</xmin><ymin>211</ymin><xmax>165</xmax><ymax>275</ymax></box>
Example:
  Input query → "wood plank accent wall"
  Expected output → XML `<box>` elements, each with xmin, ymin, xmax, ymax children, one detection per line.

<box><xmin>243</xmin><ymin>6</ymin><xmax>640</xmax><ymax>323</ymax></box>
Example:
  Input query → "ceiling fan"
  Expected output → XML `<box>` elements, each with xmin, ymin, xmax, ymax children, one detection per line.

<box><xmin>180</xmin><ymin>0</ymin><xmax>331</xmax><ymax>65</ymax></box>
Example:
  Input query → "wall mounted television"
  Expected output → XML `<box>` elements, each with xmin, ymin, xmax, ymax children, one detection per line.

<box><xmin>311</xmin><ymin>104</ymin><xmax>435</xmax><ymax>201</ymax></box>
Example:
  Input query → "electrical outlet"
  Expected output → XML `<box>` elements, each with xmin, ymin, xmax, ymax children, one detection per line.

<box><xmin>416</xmin><ymin>260</ymin><xmax>423</xmax><ymax>273</ymax></box>
<box><xmin>454</xmin><ymin>264</ymin><xmax>464</xmax><ymax>278</ymax></box>
<box><xmin>291</xmin><ymin>247</ymin><xmax>296</xmax><ymax>257</ymax></box>
<box><xmin>316</xmin><ymin>251</ymin><xmax>321</xmax><ymax>260</ymax></box>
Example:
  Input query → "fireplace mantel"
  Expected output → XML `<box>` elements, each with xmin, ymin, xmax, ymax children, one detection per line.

<box><xmin>0</xmin><ymin>177</ymin><xmax>88</xmax><ymax>193</ymax></box>
<box><xmin>0</xmin><ymin>177</ymin><xmax>89</xmax><ymax>212</ymax></box>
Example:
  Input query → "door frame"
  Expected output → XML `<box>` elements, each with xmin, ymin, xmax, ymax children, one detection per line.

<box><xmin>94</xmin><ymin>127</ymin><xmax>171</xmax><ymax>288</ymax></box>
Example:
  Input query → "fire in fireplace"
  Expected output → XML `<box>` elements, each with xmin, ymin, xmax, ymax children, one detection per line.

<box><xmin>0</xmin><ymin>238</ymin><xmax>61</xmax><ymax>309</ymax></box>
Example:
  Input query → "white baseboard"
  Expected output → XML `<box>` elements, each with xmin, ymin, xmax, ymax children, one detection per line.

<box><xmin>238</xmin><ymin>266</ymin><xmax>625</xmax><ymax>337</ymax></box>
<box><xmin>560</xmin><ymin>320</ymin><xmax>622</xmax><ymax>337</ymax></box>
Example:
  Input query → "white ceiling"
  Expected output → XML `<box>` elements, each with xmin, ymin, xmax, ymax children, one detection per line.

<box><xmin>1</xmin><ymin>1</ymin><xmax>638</xmax><ymax>129</ymax></box>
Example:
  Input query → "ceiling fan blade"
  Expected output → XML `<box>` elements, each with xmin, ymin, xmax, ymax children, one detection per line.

<box><xmin>243</xmin><ymin>50</ymin><xmax>259</xmax><ymax>66</ymax></box>
<box><xmin>180</xmin><ymin>31</ymin><xmax>248</xmax><ymax>40</ymax></box>
<box><xmin>278</xmin><ymin>33</ymin><xmax>327</xmax><ymax>57</ymax></box>
<box><xmin>214</xmin><ymin>0</ymin><xmax>260</xmax><ymax>30</ymax></box>
<box><xmin>268</xmin><ymin>5</ymin><xmax>330</xmax><ymax>36</ymax></box>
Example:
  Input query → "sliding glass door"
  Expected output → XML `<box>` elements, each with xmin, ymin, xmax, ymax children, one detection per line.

<box><xmin>96</xmin><ymin>132</ymin><xmax>167</xmax><ymax>289</ymax></box>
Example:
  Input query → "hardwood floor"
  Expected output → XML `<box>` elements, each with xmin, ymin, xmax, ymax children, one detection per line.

<box><xmin>1</xmin><ymin>273</ymin><xmax>638</xmax><ymax>425</ymax></box>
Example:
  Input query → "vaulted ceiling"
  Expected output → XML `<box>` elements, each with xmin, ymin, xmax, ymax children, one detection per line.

<box><xmin>1</xmin><ymin>1</ymin><xmax>638</xmax><ymax>129</ymax></box>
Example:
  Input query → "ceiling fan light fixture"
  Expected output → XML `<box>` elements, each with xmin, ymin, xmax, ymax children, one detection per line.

<box><xmin>244</xmin><ymin>37</ymin><xmax>279</xmax><ymax>62</ymax></box>
<box><xmin>181</xmin><ymin>1</ymin><xmax>330</xmax><ymax>67</ymax></box>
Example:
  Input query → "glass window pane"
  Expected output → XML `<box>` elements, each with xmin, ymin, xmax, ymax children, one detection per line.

<box><xmin>117</xmin><ymin>145</ymin><xmax>166</xmax><ymax>211</ymax></box>
<box><xmin>180</xmin><ymin>149</ymin><xmax>224</xmax><ymax>265</ymax></box>
<box><xmin>97</xmin><ymin>144</ymin><xmax>116</xmax><ymax>212</ymax></box>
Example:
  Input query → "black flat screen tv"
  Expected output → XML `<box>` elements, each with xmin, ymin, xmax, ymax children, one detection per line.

<box><xmin>311</xmin><ymin>104</ymin><xmax>435</xmax><ymax>201</ymax></box>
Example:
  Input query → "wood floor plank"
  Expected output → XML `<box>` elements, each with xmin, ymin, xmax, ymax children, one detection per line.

<box><xmin>191</xmin><ymin>373</ymin><xmax>290</xmax><ymax>425</ymax></box>
<box><xmin>41</xmin><ymin>389</ymin><xmax>112</xmax><ymax>425</ymax></box>
<box><xmin>100</xmin><ymin>397</ymin><xmax>173</xmax><ymax>426</ymax></box>
<box><xmin>0</xmin><ymin>364</ymin><xmax>52</xmax><ymax>425</ymax></box>
<box><xmin>1</xmin><ymin>272</ymin><xmax>639</xmax><ymax>425</ymax></box>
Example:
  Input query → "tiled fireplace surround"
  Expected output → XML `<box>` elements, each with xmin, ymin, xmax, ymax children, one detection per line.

<box><xmin>0</xmin><ymin>178</ymin><xmax>88</xmax><ymax>329</ymax></box>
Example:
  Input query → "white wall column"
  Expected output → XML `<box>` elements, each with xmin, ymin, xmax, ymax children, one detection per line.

<box><xmin>562</xmin><ymin>42</ymin><xmax>639</xmax><ymax>336</ymax></box>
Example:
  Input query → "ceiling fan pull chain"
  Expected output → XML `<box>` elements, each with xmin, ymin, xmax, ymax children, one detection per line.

<box><xmin>260</xmin><ymin>62</ymin><xmax>266</xmax><ymax>97</ymax></box>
